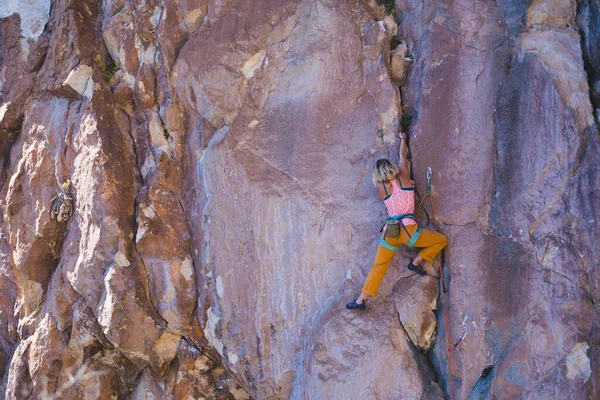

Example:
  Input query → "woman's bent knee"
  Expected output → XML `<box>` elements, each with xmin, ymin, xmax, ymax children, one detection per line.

<box><xmin>441</xmin><ymin>235</ymin><xmax>448</xmax><ymax>247</ymax></box>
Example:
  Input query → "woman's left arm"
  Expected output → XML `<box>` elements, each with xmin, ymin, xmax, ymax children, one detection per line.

<box><xmin>398</xmin><ymin>132</ymin><xmax>411</xmax><ymax>179</ymax></box>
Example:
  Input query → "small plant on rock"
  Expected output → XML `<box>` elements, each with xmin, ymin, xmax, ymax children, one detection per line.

<box><xmin>93</xmin><ymin>55</ymin><xmax>120</xmax><ymax>83</ymax></box>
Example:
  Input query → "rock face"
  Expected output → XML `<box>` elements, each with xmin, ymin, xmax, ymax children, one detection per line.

<box><xmin>400</xmin><ymin>0</ymin><xmax>600</xmax><ymax>398</ymax></box>
<box><xmin>0</xmin><ymin>1</ymin><xmax>598</xmax><ymax>400</ymax></box>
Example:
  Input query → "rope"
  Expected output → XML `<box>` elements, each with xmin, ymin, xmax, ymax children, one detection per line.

<box><xmin>414</xmin><ymin>167</ymin><xmax>454</xmax><ymax>400</ymax></box>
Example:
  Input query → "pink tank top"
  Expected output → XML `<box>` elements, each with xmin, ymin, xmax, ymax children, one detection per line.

<box><xmin>383</xmin><ymin>178</ymin><xmax>416</xmax><ymax>225</ymax></box>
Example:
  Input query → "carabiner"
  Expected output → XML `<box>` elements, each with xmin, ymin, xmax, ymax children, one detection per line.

<box><xmin>426</xmin><ymin>167</ymin><xmax>432</xmax><ymax>194</ymax></box>
<box><xmin>448</xmin><ymin>326</ymin><xmax>468</xmax><ymax>353</ymax></box>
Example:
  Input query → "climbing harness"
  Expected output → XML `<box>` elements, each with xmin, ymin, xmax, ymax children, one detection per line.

<box><xmin>381</xmin><ymin>177</ymin><xmax>423</xmax><ymax>244</ymax></box>
<box><xmin>414</xmin><ymin>167</ymin><xmax>462</xmax><ymax>400</ymax></box>
<box><xmin>51</xmin><ymin>180</ymin><xmax>73</xmax><ymax>222</ymax></box>
<box><xmin>384</xmin><ymin>213</ymin><xmax>421</xmax><ymax>247</ymax></box>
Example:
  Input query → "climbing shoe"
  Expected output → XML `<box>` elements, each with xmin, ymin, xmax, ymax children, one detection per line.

<box><xmin>407</xmin><ymin>261</ymin><xmax>427</xmax><ymax>276</ymax></box>
<box><xmin>346</xmin><ymin>299</ymin><xmax>366</xmax><ymax>311</ymax></box>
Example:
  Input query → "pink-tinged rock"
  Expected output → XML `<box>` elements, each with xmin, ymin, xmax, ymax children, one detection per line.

<box><xmin>129</xmin><ymin>339</ymin><xmax>249</xmax><ymax>399</ymax></box>
<box><xmin>517</xmin><ymin>29</ymin><xmax>595</xmax><ymax>131</ymax></box>
<box><xmin>96</xmin><ymin>263</ymin><xmax>164</xmax><ymax>368</ymax></box>
<box><xmin>566</xmin><ymin>343</ymin><xmax>591</xmax><ymax>382</ymax></box>
<box><xmin>0</xmin><ymin>229</ymin><xmax>18</xmax><ymax>355</ymax></box>
<box><xmin>182</xmin><ymin>4</ymin><xmax>208</xmax><ymax>32</ymax></box>
<box><xmin>296</xmin><ymin>298</ymin><xmax>443</xmax><ymax>399</ymax></box>
<box><xmin>4</xmin><ymin>97</ymin><xmax>71</xmax><ymax>321</ymax></box>
<box><xmin>135</xmin><ymin>64</ymin><xmax>156</xmax><ymax>108</ymax></box>
<box><xmin>41</xmin><ymin>266</ymin><xmax>80</xmax><ymax>334</ymax></box>
<box><xmin>1</xmin><ymin>0</ymin><xmax>599</xmax><ymax>398</ymax></box>
<box><xmin>43</xmin><ymin>5</ymin><xmax>103</xmax><ymax>97</ymax></box>
<box><xmin>169</xmin><ymin>340</ymin><xmax>249</xmax><ymax>399</ymax></box>
<box><xmin>184</xmin><ymin>2</ymin><xmax>409</xmax><ymax>398</ymax></box>
<box><xmin>0</xmin><ymin>233</ymin><xmax>20</xmax><ymax>398</ymax></box>
<box><xmin>526</xmin><ymin>0</ymin><xmax>577</xmax><ymax>27</ymax></box>
<box><xmin>0</xmin><ymin>14</ymin><xmax>39</xmax><ymax>135</ymax></box>
<box><xmin>0</xmin><ymin>73</ymin><xmax>35</xmax><ymax>132</ymax></box>
<box><xmin>102</xmin><ymin>3</ymin><xmax>139</xmax><ymax>80</ymax></box>
<box><xmin>390</xmin><ymin>42</ymin><xmax>411</xmax><ymax>86</ymax></box>
<box><xmin>172</xmin><ymin>2</ymin><xmax>306</xmax><ymax>129</ymax></box>
<box><xmin>164</xmin><ymin>102</ymin><xmax>185</xmax><ymax>133</ymax></box>
<box><xmin>149</xmin><ymin>330</ymin><xmax>181</xmax><ymax>376</ymax></box>
<box><xmin>393</xmin><ymin>274</ymin><xmax>439</xmax><ymax>351</ymax></box>
<box><xmin>53</xmin><ymin>297</ymin><xmax>143</xmax><ymax>399</ymax></box>
<box><xmin>113</xmin><ymin>81</ymin><xmax>134</xmax><ymax>111</ymax></box>
<box><xmin>577</xmin><ymin>0</ymin><xmax>600</xmax><ymax>109</ymax></box>
<box><xmin>400</xmin><ymin>0</ymin><xmax>600</xmax><ymax>398</ymax></box>
<box><xmin>0</xmin><ymin>275</ymin><xmax>16</xmax><ymax>395</ymax></box>
<box><xmin>156</xmin><ymin>0</ymin><xmax>189</xmax><ymax>69</ymax></box>
<box><xmin>27</xmin><ymin>314</ymin><xmax>68</xmax><ymax>395</ymax></box>
<box><xmin>61</xmin><ymin>64</ymin><xmax>93</xmax><ymax>99</ymax></box>
<box><xmin>102</xmin><ymin>0</ymin><xmax>127</xmax><ymax>19</ymax></box>
<box><xmin>0</xmin><ymin>0</ymin><xmax>51</xmax><ymax>40</ymax></box>
<box><xmin>362</xmin><ymin>20</ymin><xmax>401</xmax><ymax>141</ymax></box>
<box><xmin>148</xmin><ymin>111</ymin><xmax>174</xmax><ymax>156</ymax></box>
<box><xmin>129</xmin><ymin>369</ymin><xmax>166</xmax><ymax>399</ymax></box>
<box><xmin>135</xmin><ymin>185</ymin><xmax>196</xmax><ymax>334</ymax></box>
<box><xmin>4</xmin><ymin>338</ymin><xmax>34</xmax><ymax>399</ymax></box>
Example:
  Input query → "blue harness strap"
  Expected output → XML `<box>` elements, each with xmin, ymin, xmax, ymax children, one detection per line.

<box><xmin>378</xmin><ymin>237</ymin><xmax>398</xmax><ymax>252</ymax></box>
<box><xmin>406</xmin><ymin>227</ymin><xmax>422</xmax><ymax>248</ymax></box>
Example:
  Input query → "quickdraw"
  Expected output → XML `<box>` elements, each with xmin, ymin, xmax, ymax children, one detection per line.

<box><xmin>386</xmin><ymin>213</ymin><xmax>421</xmax><ymax>248</ymax></box>
<box><xmin>415</xmin><ymin>167</ymin><xmax>465</xmax><ymax>400</ymax></box>
<box><xmin>448</xmin><ymin>326</ymin><xmax>468</xmax><ymax>353</ymax></box>
<box><xmin>416</xmin><ymin>167</ymin><xmax>436</xmax><ymax>229</ymax></box>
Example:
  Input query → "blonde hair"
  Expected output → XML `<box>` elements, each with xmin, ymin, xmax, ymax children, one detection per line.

<box><xmin>373</xmin><ymin>159</ymin><xmax>399</xmax><ymax>184</ymax></box>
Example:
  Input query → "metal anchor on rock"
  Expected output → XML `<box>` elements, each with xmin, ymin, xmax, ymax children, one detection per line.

<box><xmin>51</xmin><ymin>180</ymin><xmax>73</xmax><ymax>222</ymax></box>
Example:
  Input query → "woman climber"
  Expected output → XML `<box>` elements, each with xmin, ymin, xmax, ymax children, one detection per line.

<box><xmin>346</xmin><ymin>132</ymin><xmax>447</xmax><ymax>311</ymax></box>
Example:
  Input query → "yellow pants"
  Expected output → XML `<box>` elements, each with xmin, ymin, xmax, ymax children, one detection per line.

<box><xmin>361</xmin><ymin>225</ymin><xmax>448</xmax><ymax>296</ymax></box>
